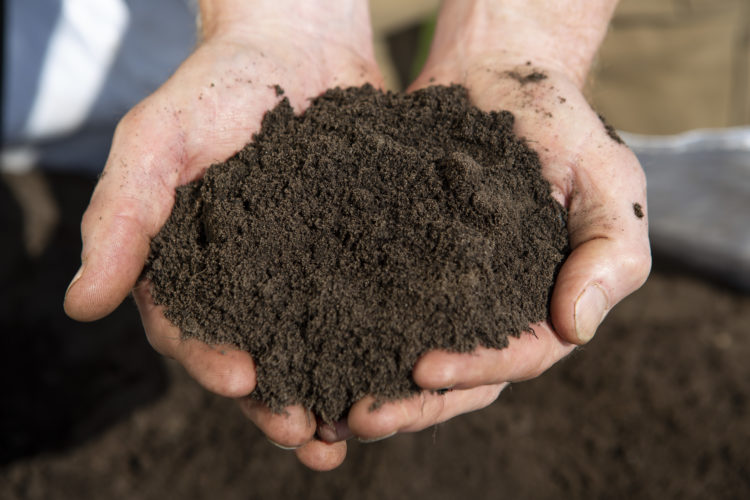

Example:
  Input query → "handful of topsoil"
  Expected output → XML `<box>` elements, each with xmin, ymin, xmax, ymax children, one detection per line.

<box><xmin>143</xmin><ymin>84</ymin><xmax>569</xmax><ymax>423</ymax></box>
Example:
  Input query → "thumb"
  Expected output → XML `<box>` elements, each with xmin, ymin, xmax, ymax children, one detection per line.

<box><xmin>550</xmin><ymin>157</ymin><xmax>651</xmax><ymax>345</ymax></box>
<box><xmin>63</xmin><ymin>198</ymin><xmax>157</xmax><ymax>322</ymax></box>
<box><xmin>64</xmin><ymin>106</ymin><xmax>180</xmax><ymax>321</ymax></box>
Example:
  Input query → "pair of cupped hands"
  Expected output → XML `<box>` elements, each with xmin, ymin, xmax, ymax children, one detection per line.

<box><xmin>63</xmin><ymin>5</ymin><xmax>650</xmax><ymax>471</ymax></box>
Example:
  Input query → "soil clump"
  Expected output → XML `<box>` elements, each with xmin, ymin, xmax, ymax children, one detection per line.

<box><xmin>598</xmin><ymin>113</ymin><xmax>625</xmax><ymax>145</ymax></box>
<box><xmin>143</xmin><ymin>84</ymin><xmax>569</xmax><ymax>422</ymax></box>
<box><xmin>633</xmin><ymin>203</ymin><xmax>644</xmax><ymax>219</ymax></box>
<box><xmin>506</xmin><ymin>70</ymin><xmax>548</xmax><ymax>85</ymax></box>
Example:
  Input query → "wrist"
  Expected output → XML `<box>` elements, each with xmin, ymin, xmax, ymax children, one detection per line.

<box><xmin>424</xmin><ymin>0</ymin><xmax>618</xmax><ymax>88</ymax></box>
<box><xmin>198</xmin><ymin>0</ymin><xmax>373</xmax><ymax>48</ymax></box>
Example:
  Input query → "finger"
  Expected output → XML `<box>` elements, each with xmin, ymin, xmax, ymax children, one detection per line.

<box><xmin>294</xmin><ymin>439</ymin><xmax>347</xmax><ymax>471</ymax></box>
<box><xmin>497</xmin><ymin>85</ymin><xmax>651</xmax><ymax>346</ymax></box>
<box><xmin>134</xmin><ymin>283</ymin><xmax>256</xmax><ymax>398</ymax></box>
<box><xmin>413</xmin><ymin>322</ymin><xmax>575</xmax><ymax>391</ymax></box>
<box><xmin>551</xmin><ymin>234</ymin><xmax>651</xmax><ymax>346</ymax></box>
<box><xmin>64</xmin><ymin>101</ymin><xmax>184</xmax><ymax>322</ymax></box>
<box><xmin>347</xmin><ymin>384</ymin><xmax>505</xmax><ymax>441</ymax></box>
<box><xmin>236</xmin><ymin>398</ymin><xmax>316</xmax><ymax>449</ymax></box>
<box><xmin>316</xmin><ymin>417</ymin><xmax>354</xmax><ymax>443</ymax></box>
<box><xmin>548</xmin><ymin>128</ymin><xmax>651</xmax><ymax>346</ymax></box>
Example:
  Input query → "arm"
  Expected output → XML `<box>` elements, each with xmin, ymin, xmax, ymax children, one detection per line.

<box><xmin>424</xmin><ymin>0</ymin><xmax>618</xmax><ymax>88</ymax></box>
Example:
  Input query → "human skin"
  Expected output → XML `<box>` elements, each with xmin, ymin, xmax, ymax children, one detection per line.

<box><xmin>324</xmin><ymin>0</ymin><xmax>651</xmax><ymax>457</ymax></box>
<box><xmin>64</xmin><ymin>0</ymin><xmax>650</xmax><ymax>472</ymax></box>
<box><xmin>63</xmin><ymin>0</ymin><xmax>383</xmax><ymax>471</ymax></box>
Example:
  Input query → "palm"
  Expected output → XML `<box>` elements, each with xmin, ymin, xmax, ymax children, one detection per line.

<box><xmin>136</xmin><ymin>35</ymin><xmax>385</xmax><ymax>457</ymax></box>
<box><xmin>342</xmin><ymin>60</ymin><xmax>649</xmax><ymax>442</ymax></box>
<box><xmin>65</xmin><ymin>29</ymin><xmax>384</xmax><ymax>471</ymax></box>
<box><xmin>119</xmin><ymin>38</ymin><xmax>382</xmax><ymax>193</ymax></box>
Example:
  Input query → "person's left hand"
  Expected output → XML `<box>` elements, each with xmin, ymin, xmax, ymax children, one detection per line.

<box><xmin>320</xmin><ymin>35</ymin><xmax>650</xmax><ymax>449</ymax></box>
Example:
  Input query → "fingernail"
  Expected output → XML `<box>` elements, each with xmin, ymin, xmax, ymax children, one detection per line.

<box><xmin>574</xmin><ymin>283</ymin><xmax>608</xmax><ymax>344</ymax></box>
<box><xmin>65</xmin><ymin>265</ymin><xmax>85</xmax><ymax>296</ymax></box>
<box><xmin>357</xmin><ymin>431</ymin><xmax>397</xmax><ymax>444</ymax></box>
<box><xmin>266</xmin><ymin>438</ymin><xmax>300</xmax><ymax>451</ymax></box>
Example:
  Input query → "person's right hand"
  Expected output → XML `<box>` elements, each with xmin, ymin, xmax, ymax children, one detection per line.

<box><xmin>63</xmin><ymin>0</ymin><xmax>384</xmax><ymax>471</ymax></box>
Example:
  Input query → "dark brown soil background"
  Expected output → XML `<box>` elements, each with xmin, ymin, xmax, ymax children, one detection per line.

<box><xmin>3</xmin><ymin>171</ymin><xmax>750</xmax><ymax>499</ymax></box>
<box><xmin>144</xmin><ymin>85</ymin><xmax>568</xmax><ymax>422</ymax></box>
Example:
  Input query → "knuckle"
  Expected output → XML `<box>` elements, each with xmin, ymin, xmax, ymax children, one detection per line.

<box><xmin>526</xmin><ymin>355</ymin><xmax>551</xmax><ymax>380</ymax></box>
<box><xmin>267</xmin><ymin>418</ymin><xmax>313</xmax><ymax>447</ymax></box>
<box><xmin>217</xmin><ymin>370</ymin><xmax>255</xmax><ymax>398</ymax></box>
<box><xmin>116</xmin><ymin>100</ymin><xmax>150</xmax><ymax>136</ymax></box>
<box><xmin>621</xmin><ymin>247</ymin><xmax>652</xmax><ymax>288</ymax></box>
<box><xmin>477</xmin><ymin>385</ymin><xmax>503</xmax><ymax>409</ymax></box>
<box><xmin>514</xmin><ymin>346</ymin><xmax>556</xmax><ymax>382</ymax></box>
<box><xmin>427</xmin><ymin>391</ymin><xmax>447</xmax><ymax>421</ymax></box>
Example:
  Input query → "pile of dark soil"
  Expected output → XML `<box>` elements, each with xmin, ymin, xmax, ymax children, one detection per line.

<box><xmin>144</xmin><ymin>84</ymin><xmax>568</xmax><ymax>422</ymax></box>
<box><xmin>3</xmin><ymin>173</ymin><xmax>749</xmax><ymax>499</ymax></box>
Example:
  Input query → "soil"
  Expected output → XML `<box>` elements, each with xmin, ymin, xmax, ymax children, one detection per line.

<box><xmin>2</xmin><ymin>173</ymin><xmax>749</xmax><ymax>499</ymax></box>
<box><xmin>506</xmin><ymin>70</ymin><xmax>548</xmax><ymax>85</ymax></box>
<box><xmin>598</xmin><ymin>113</ymin><xmax>626</xmax><ymax>145</ymax></box>
<box><xmin>633</xmin><ymin>202</ymin><xmax>644</xmax><ymax>219</ymax></box>
<box><xmin>144</xmin><ymin>84</ymin><xmax>569</xmax><ymax>422</ymax></box>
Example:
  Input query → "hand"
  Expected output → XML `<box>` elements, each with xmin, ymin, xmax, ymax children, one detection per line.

<box><xmin>63</xmin><ymin>0</ymin><xmax>383</xmax><ymax>471</ymax></box>
<box><xmin>331</xmin><ymin>0</ymin><xmax>651</xmax><ymax>446</ymax></box>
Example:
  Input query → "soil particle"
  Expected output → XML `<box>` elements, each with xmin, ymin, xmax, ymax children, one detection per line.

<box><xmin>506</xmin><ymin>70</ymin><xmax>548</xmax><ymax>85</ymax></box>
<box><xmin>143</xmin><ymin>84</ymin><xmax>569</xmax><ymax>423</ymax></box>
<box><xmin>598</xmin><ymin>113</ymin><xmax>625</xmax><ymax>145</ymax></box>
<box><xmin>633</xmin><ymin>203</ymin><xmax>644</xmax><ymax>219</ymax></box>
